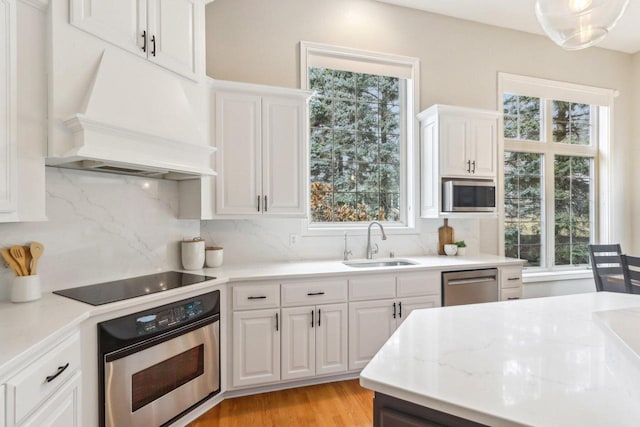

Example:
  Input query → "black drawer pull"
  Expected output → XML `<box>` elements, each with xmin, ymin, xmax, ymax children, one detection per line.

<box><xmin>247</xmin><ymin>296</ymin><xmax>267</xmax><ymax>300</ymax></box>
<box><xmin>307</xmin><ymin>292</ymin><xmax>325</xmax><ymax>296</ymax></box>
<box><xmin>507</xmin><ymin>277</ymin><xmax>521</xmax><ymax>281</ymax></box>
<box><xmin>507</xmin><ymin>297</ymin><xmax>520</xmax><ymax>300</ymax></box>
<box><xmin>45</xmin><ymin>363</ymin><xmax>69</xmax><ymax>383</ymax></box>
<box><xmin>392</xmin><ymin>302</ymin><xmax>396</xmax><ymax>319</ymax></box>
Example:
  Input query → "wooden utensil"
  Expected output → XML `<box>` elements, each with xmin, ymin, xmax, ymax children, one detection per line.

<box><xmin>438</xmin><ymin>219</ymin><xmax>455</xmax><ymax>255</ymax></box>
<box><xmin>10</xmin><ymin>245</ymin><xmax>29</xmax><ymax>276</ymax></box>
<box><xmin>30</xmin><ymin>241</ymin><xmax>44</xmax><ymax>275</ymax></box>
<box><xmin>22</xmin><ymin>245</ymin><xmax>32</xmax><ymax>275</ymax></box>
<box><xmin>0</xmin><ymin>249</ymin><xmax>23</xmax><ymax>276</ymax></box>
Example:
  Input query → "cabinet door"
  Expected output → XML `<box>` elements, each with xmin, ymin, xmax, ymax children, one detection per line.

<box><xmin>397</xmin><ymin>295</ymin><xmax>440</xmax><ymax>326</ymax></box>
<box><xmin>232</xmin><ymin>309</ymin><xmax>280</xmax><ymax>387</ymax></box>
<box><xmin>281</xmin><ymin>306</ymin><xmax>315</xmax><ymax>381</ymax></box>
<box><xmin>70</xmin><ymin>0</ymin><xmax>146</xmax><ymax>57</ymax></box>
<box><xmin>438</xmin><ymin>114</ymin><xmax>469</xmax><ymax>177</ymax></box>
<box><xmin>21</xmin><ymin>372</ymin><xmax>82</xmax><ymax>427</ymax></box>
<box><xmin>147</xmin><ymin>0</ymin><xmax>199</xmax><ymax>79</ymax></box>
<box><xmin>348</xmin><ymin>300</ymin><xmax>396</xmax><ymax>370</ymax></box>
<box><xmin>0</xmin><ymin>385</ymin><xmax>4</xmax><ymax>427</ymax></box>
<box><xmin>316</xmin><ymin>303</ymin><xmax>348</xmax><ymax>376</ymax></box>
<box><xmin>262</xmin><ymin>96</ymin><xmax>306</xmax><ymax>216</ymax></box>
<box><xmin>215</xmin><ymin>92</ymin><xmax>262</xmax><ymax>215</ymax></box>
<box><xmin>0</xmin><ymin>0</ymin><xmax>17</xmax><ymax>214</ymax></box>
<box><xmin>469</xmin><ymin>117</ymin><xmax>497</xmax><ymax>178</ymax></box>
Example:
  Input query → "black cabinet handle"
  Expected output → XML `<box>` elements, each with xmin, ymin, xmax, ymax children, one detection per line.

<box><xmin>45</xmin><ymin>363</ymin><xmax>69</xmax><ymax>383</ymax></box>
<box><xmin>318</xmin><ymin>308</ymin><xmax>321</xmax><ymax>327</ymax></box>
<box><xmin>141</xmin><ymin>30</ymin><xmax>147</xmax><ymax>52</ymax></box>
<box><xmin>507</xmin><ymin>297</ymin><xmax>520</xmax><ymax>300</ymax></box>
<box><xmin>247</xmin><ymin>296</ymin><xmax>267</xmax><ymax>300</ymax></box>
<box><xmin>264</xmin><ymin>195</ymin><xmax>268</xmax><ymax>212</ymax></box>
<box><xmin>311</xmin><ymin>310</ymin><xmax>314</xmax><ymax>328</ymax></box>
<box><xmin>508</xmin><ymin>277</ymin><xmax>521</xmax><ymax>281</ymax></box>
<box><xmin>257</xmin><ymin>196</ymin><xmax>260</xmax><ymax>212</ymax></box>
<box><xmin>307</xmin><ymin>292</ymin><xmax>325</xmax><ymax>296</ymax></box>
<box><xmin>151</xmin><ymin>35</ymin><xmax>156</xmax><ymax>56</ymax></box>
<box><xmin>472</xmin><ymin>160</ymin><xmax>476</xmax><ymax>173</ymax></box>
<box><xmin>392</xmin><ymin>302</ymin><xmax>396</xmax><ymax>319</ymax></box>
<box><xmin>466</xmin><ymin>160</ymin><xmax>471</xmax><ymax>173</ymax></box>
<box><xmin>399</xmin><ymin>302</ymin><xmax>402</xmax><ymax>318</ymax></box>
<box><xmin>275</xmin><ymin>313</ymin><xmax>279</xmax><ymax>331</ymax></box>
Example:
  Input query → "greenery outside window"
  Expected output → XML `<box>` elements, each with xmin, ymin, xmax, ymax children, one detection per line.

<box><xmin>502</xmin><ymin>91</ymin><xmax>598</xmax><ymax>270</ymax></box>
<box><xmin>301</xmin><ymin>42</ymin><xmax>419</xmax><ymax>231</ymax></box>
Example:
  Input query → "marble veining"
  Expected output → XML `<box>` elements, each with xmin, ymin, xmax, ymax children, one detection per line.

<box><xmin>0</xmin><ymin>168</ymin><xmax>199</xmax><ymax>299</ymax></box>
<box><xmin>360</xmin><ymin>292</ymin><xmax>640</xmax><ymax>427</ymax></box>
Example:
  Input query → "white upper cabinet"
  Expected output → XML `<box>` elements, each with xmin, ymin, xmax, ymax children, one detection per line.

<box><xmin>179</xmin><ymin>81</ymin><xmax>311</xmax><ymax>219</ymax></box>
<box><xmin>71</xmin><ymin>0</ymin><xmax>202</xmax><ymax>80</ymax></box>
<box><xmin>437</xmin><ymin>107</ymin><xmax>499</xmax><ymax>178</ymax></box>
<box><xmin>0</xmin><ymin>0</ymin><xmax>17</xmax><ymax>214</ymax></box>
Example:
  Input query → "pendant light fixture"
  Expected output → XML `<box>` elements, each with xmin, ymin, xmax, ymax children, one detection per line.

<box><xmin>535</xmin><ymin>0</ymin><xmax>629</xmax><ymax>50</ymax></box>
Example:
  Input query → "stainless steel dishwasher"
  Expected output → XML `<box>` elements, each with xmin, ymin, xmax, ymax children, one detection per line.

<box><xmin>442</xmin><ymin>269</ymin><xmax>498</xmax><ymax>306</ymax></box>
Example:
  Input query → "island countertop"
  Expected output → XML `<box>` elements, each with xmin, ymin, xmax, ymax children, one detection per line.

<box><xmin>360</xmin><ymin>292</ymin><xmax>640</xmax><ymax>427</ymax></box>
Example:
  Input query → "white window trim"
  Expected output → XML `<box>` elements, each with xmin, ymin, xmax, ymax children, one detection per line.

<box><xmin>300</xmin><ymin>41</ymin><xmax>420</xmax><ymax>234</ymax></box>
<box><xmin>497</xmin><ymin>72</ymin><xmax>617</xmax><ymax>274</ymax></box>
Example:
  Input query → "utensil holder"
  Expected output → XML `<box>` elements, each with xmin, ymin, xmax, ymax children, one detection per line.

<box><xmin>205</xmin><ymin>247</ymin><xmax>223</xmax><ymax>268</ymax></box>
<box><xmin>11</xmin><ymin>275</ymin><xmax>41</xmax><ymax>303</ymax></box>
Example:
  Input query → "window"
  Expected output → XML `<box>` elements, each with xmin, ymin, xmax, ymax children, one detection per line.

<box><xmin>301</xmin><ymin>42</ymin><xmax>419</xmax><ymax>229</ymax></box>
<box><xmin>499</xmin><ymin>73</ymin><xmax>615</xmax><ymax>271</ymax></box>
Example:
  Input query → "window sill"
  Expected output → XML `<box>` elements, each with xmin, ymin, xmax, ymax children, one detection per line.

<box><xmin>523</xmin><ymin>269</ymin><xmax>594</xmax><ymax>284</ymax></box>
<box><xmin>302</xmin><ymin>223</ymin><xmax>418</xmax><ymax>237</ymax></box>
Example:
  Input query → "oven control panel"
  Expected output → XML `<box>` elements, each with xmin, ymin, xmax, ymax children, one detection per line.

<box><xmin>136</xmin><ymin>300</ymin><xmax>204</xmax><ymax>336</ymax></box>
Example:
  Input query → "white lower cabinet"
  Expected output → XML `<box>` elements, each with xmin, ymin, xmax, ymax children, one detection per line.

<box><xmin>397</xmin><ymin>295</ymin><xmax>440</xmax><ymax>326</ymax></box>
<box><xmin>349</xmin><ymin>300</ymin><xmax>397</xmax><ymax>370</ymax></box>
<box><xmin>0</xmin><ymin>385</ymin><xmax>4</xmax><ymax>427</ymax></box>
<box><xmin>20</xmin><ymin>372</ymin><xmax>81</xmax><ymax>427</ymax></box>
<box><xmin>281</xmin><ymin>303</ymin><xmax>347</xmax><ymax>381</ymax></box>
<box><xmin>232</xmin><ymin>308</ymin><xmax>280</xmax><ymax>387</ymax></box>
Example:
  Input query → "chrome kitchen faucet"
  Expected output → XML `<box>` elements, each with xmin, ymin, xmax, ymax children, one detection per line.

<box><xmin>366</xmin><ymin>221</ymin><xmax>387</xmax><ymax>259</ymax></box>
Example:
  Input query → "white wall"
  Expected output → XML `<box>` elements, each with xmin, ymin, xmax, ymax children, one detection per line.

<box><xmin>204</xmin><ymin>0</ymin><xmax>635</xmax><ymax>261</ymax></box>
<box><xmin>0</xmin><ymin>168</ymin><xmax>199</xmax><ymax>299</ymax></box>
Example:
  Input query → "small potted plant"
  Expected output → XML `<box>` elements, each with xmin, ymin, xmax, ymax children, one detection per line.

<box><xmin>455</xmin><ymin>240</ymin><xmax>467</xmax><ymax>256</ymax></box>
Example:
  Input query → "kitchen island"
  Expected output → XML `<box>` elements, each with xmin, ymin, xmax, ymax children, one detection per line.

<box><xmin>360</xmin><ymin>292</ymin><xmax>640</xmax><ymax>427</ymax></box>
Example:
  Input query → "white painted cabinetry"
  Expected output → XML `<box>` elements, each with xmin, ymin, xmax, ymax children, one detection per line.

<box><xmin>179</xmin><ymin>81</ymin><xmax>311</xmax><ymax>219</ymax></box>
<box><xmin>348</xmin><ymin>271</ymin><xmax>441</xmax><ymax>370</ymax></box>
<box><xmin>419</xmin><ymin>104</ymin><xmax>500</xmax><ymax>218</ymax></box>
<box><xmin>232</xmin><ymin>308</ymin><xmax>281</xmax><ymax>387</ymax></box>
<box><xmin>0</xmin><ymin>0</ymin><xmax>17</xmax><ymax>215</ymax></box>
<box><xmin>70</xmin><ymin>0</ymin><xmax>202</xmax><ymax>79</ymax></box>
<box><xmin>214</xmin><ymin>84</ymin><xmax>310</xmax><ymax>217</ymax></box>
<box><xmin>500</xmin><ymin>265</ymin><xmax>523</xmax><ymax>301</ymax></box>
<box><xmin>3</xmin><ymin>332</ymin><xmax>82</xmax><ymax>427</ymax></box>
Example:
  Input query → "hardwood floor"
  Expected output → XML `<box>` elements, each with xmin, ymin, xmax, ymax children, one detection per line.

<box><xmin>188</xmin><ymin>380</ymin><xmax>374</xmax><ymax>427</ymax></box>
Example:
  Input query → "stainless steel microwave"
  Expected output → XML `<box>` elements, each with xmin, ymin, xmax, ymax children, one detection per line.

<box><xmin>442</xmin><ymin>180</ymin><xmax>496</xmax><ymax>212</ymax></box>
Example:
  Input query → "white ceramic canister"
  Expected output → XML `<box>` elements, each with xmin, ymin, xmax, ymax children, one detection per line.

<box><xmin>181</xmin><ymin>238</ymin><xmax>205</xmax><ymax>270</ymax></box>
<box><xmin>205</xmin><ymin>247</ymin><xmax>223</xmax><ymax>268</ymax></box>
<box><xmin>11</xmin><ymin>275</ymin><xmax>42</xmax><ymax>303</ymax></box>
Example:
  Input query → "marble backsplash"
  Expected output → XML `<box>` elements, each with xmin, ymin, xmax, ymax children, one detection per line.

<box><xmin>0</xmin><ymin>168</ymin><xmax>200</xmax><ymax>299</ymax></box>
<box><xmin>0</xmin><ymin>167</ymin><xmax>481</xmax><ymax>300</ymax></box>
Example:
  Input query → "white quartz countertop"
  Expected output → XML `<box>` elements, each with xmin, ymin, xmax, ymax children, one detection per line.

<box><xmin>0</xmin><ymin>254</ymin><xmax>521</xmax><ymax>378</ymax></box>
<box><xmin>360</xmin><ymin>292</ymin><xmax>640</xmax><ymax>427</ymax></box>
<box><xmin>201</xmin><ymin>254</ymin><xmax>524</xmax><ymax>282</ymax></box>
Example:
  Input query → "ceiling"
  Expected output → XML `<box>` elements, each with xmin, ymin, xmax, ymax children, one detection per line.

<box><xmin>375</xmin><ymin>0</ymin><xmax>640</xmax><ymax>54</ymax></box>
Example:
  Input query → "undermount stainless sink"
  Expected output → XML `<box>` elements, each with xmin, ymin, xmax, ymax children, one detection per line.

<box><xmin>343</xmin><ymin>259</ymin><xmax>418</xmax><ymax>268</ymax></box>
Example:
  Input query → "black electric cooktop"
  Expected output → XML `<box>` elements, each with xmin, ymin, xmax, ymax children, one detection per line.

<box><xmin>53</xmin><ymin>271</ymin><xmax>216</xmax><ymax>306</ymax></box>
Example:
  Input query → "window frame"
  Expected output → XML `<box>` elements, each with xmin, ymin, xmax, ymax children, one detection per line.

<box><xmin>300</xmin><ymin>42</ymin><xmax>420</xmax><ymax>234</ymax></box>
<box><xmin>498</xmin><ymin>73</ymin><xmax>617</xmax><ymax>273</ymax></box>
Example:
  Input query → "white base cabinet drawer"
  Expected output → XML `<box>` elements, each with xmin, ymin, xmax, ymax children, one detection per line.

<box><xmin>6</xmin><ymin>333</ymin><xmax>80</xmax><ymax>425</ymax></box>
<box><xmin>396</xmin><ymin>271</ymin><xmax>441</xmax><ymax>297</ymax></box>
<box><xmin>233</xmin><ymin>283</ymin><xmax>280</xmax><ymax>309</ymax></box>
<box><xmin>500</xmin><ymin>266</ymin><xmax>523</xmax><ymax>289</ymax></box>
<box><xmin>20</xmin><ymin>372</ymin><xmax>81</xmax><ymax>427</ymax></box>
<box><xmin>501</xmin><ymin>287</ymin><xmax>523</xmax><ymax>301</ymax></box>
<box><xmin>348</xmin><ymin>275</ymin><xmax>395</xmax><ymax>301</ymax></box>
<box><xmin>281</xmin><ymin>279</ymin><xmax>347</xmax><ymax>306</ymax></box>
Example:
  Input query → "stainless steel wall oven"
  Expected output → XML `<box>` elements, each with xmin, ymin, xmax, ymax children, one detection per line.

<box><xmin>98</xmin><ymin>290</ymin><xmax>220</xmax><ymax>427</ymax></box>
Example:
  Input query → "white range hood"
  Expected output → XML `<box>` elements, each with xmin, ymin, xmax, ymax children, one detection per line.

<box><xmin>47</xmin><ymin>49</ymin><xmax>215</xmax><ymax>180</ymax></box>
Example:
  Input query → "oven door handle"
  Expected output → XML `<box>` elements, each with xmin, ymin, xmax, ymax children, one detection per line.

<box><xmin>104</xmin><ymin>314</ymin><xmax>220</xmax><ymax>363</ymax></box>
